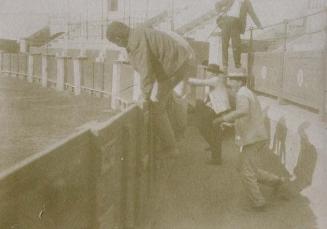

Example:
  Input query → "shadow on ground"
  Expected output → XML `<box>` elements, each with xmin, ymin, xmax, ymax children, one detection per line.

<box><xmin>147</xmin><ymin>116</ymin><xmax>318</xmax><ymax>229</ymax></box>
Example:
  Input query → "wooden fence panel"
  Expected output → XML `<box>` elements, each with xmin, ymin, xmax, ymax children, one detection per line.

<box><xmin>0</xmin><ymin>130</ymin><xmax>95</xmax><ymax>229</ymax></box>
<box><xmin>2</xmin><ymin>53</ymin><xmax>11</xmax><ymax>76</ymax></box>
<box><xmin>94</xmin><ymin>61</ymin><xmax>105</xmax><ymax>93</ymax></box>
<box><xmin>33</xmin><ymin>54</ymin><xmax>42</xmax><ymax>82</ymax></box>
<box><xmin>18</xmin><ymin>53</ymin><xmax>28</xmax><ymax>78</ymax></box>
<box><xmin>93</xmin><ymin>106</ymin><xmax>150</xmax><ymax>229</ymax></box>
<box><xmin>119</xmin><ymin>64</ymin><xmax>134</xmax><ymax>102</ymax></box>
<box><xmin>253</xmin><ymin>52</ymin><xmax>284</xmax><ymax>97</ymax></box>
<box><xmin>10</xmin><ymin>53</ymin><xmax>18</xmax><ymax>77</ymax></box>
<box><xmin>283</xmin><ymin>51</ymin><xmax>323</xmax><ymax>109</ymax></box>
<box><xmin>103</xmin><ymin>50</ymin><xmax>119</xmax><ymax>93</ymax></box>
<box><xmin>81</xmin><ymin>58</ymin><xmax>95</xmax><ymax>91</ymax></box>
<box><xmin>65</xmin><ymin>58</ymin><xmax>74</xmax><ymax>90</ymax></box>
<box><xmin>47</xmin><ymin>55</ymin><xmax>57</xmax><ymax>87</ymax></box>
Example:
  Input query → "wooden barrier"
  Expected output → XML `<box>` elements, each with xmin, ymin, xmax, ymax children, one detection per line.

<box><xmin>65</xmin><ymin>57</ymin><xmax>74</xmax><ymax>91</ymax></box>
<box><xmin>0</xmin><ymin>130</ymin><xmax>95</xmax><ymax>228</ymax></box>
<box><xmin>283</xmin><ymin>51</ymin><xmax>324</xmax><ymax>109</ymax></box>
<box><xmin>18</xmin><ymin>53</ymin><xmax>28</xmax><ymax>79</ymax></box>
<box><xmin>0</xmin><ymin>105</ymin><xmax>152</xmax><ymax>229</ymax></box>
<box><xmin>92</xmin><ymin>105</ymin><xmax>151</xmax><ymax>229</ymax></box>
<box><xmin>27</xmin><ymin>54</ymin><xmax>34</xmax><ymax>83</ymax></box>
<box><xmin>252</xmin><ymin>52</ymin><xmax>284</xmax><ymax>97</ymax></box>
<box><xmin>1</xmin><ymin>46</ymin><xmax>323</xmax><ymax>118</ymax></box>
<box><xmin>10</xmin><ymin>53</ymin><xmax>18</xmax><ymax>78</ymax></box>
<box><xmin>253</xmin><ymin>51</ymin><xmax>325</xmax><ymax>111</ymax></box>
<box><xmin>47</xmin><ymin>55</ymin><xmax>57</xmax><ymax>87</ymax></box>
<box><xmin>33</xmin><ymin>54</ymin><xmax>42</xmax><ymax>82</ymax></box>
<box><xmin>2</xmin><ymin>53</ymin><xmax>11</xmax><ymax>77</ymax></box>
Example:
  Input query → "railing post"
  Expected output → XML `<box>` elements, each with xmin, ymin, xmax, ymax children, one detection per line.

<box><xmin>0</xmin><ymin>51</ymin><xmax>3</xmax><ymax>74</ymax></box>
<box><xmin>247</xmin><ymin>27</ymin><xmax>254</xmax><ymax>89</ymax></box>
<box><xmin>111</xmin><ymin>60</ymin><xmax>122</xmax><ymax>110</ymax></box>
<box><xmin>320</xmin><ymin>14</ymin><xmax>327</xmax><ymax>121</ymax></box>
<box><xmin>9</xmin><ymin>53</ymin><xmax>13</xmax><ymax>77</ymax></box>
<box><xmin>41</xmin><ymin>54</ymin><xmax>48</xmax><ymax>87</ymax></box>
<box><xmin>133</xmin><ymin>71</ymin><xmax>141</xmax><ymax>102</ymax></box>
<box><xmin>95</xmin><ymin>54</ymin><xmax>105</xmax><ymax>97</ymax></box>
<box><xmin>27</xmin><ymin>54</ymin><xmax>34</xmax><ymax>83</ymax></box>
<box><xmin>73</xmin><ymin>56</ymin><xmax>86</xmax><ymax>96</ymax></box>
<box><xmin>278</xmin><ymin>19</ymin><xmax>288</xmax><ymax>105</ymax></box>
<box><xmin>56</xmin><ymin>55</ymin><xmax>66</xmax><ymax>91</ymax></box>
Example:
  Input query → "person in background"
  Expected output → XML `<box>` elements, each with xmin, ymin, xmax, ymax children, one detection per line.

<box><xmin>213</xmin><ymin>73</ymin><xmax>286</xmax><ymax>210</ymax></box>
<box><xmin>215</xmin><ymin>0</ymin><xmax>263</xmax><ymax>73</ymax></box>
<box><xmin>106</xmin><ymin>21</ymin><xmax>197</xmax><ymax>158</ymax></box>
<box><xmin>188</xmin><ymin>64</ymin><xmax>231</xmax><ymax>165</ymax></box>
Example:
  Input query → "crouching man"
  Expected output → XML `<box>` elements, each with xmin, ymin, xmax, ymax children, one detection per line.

<box><xmin>106</xmin><ymin>21</ymin><xmax>197</xmax><ymax>158</ymax></box>
<box><xmin>213</xmin><ymin>74</ymin><xmax>285</xmax><ymax>210</ymax></box>
<box><xmin>188</xmin><ymin>64</ymin><xmax>231</xmax><ymax>165</ymax></box>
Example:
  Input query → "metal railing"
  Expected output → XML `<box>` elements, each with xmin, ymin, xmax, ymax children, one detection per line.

<box><xmin>246</xmin><ymin>8</ymin><xmax>327</xmax><ymax>120</ymax></box>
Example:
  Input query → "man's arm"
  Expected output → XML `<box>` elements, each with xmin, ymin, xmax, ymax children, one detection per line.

<box><xmin>246</xmin><ymin>0</ymin><xmax>262</xmax><ymax>29</ymax></box>
<box><xmin>188</xmin><ymin>77</ymin><xmax>218</xmax><ymax>88</ymax></box>
<box><xmin>213</xmin><ymin>95</ymin><xmax>249</xmax><ymax>125</ymax></box>
<box><xmin>215</xmin><ymin>0</ymin><xmax>231</xmax><ymax>13</ymax></box>
<box><xmin>129</xmin><ymin>30</ymin><xmax>156</xmax><ymax>100</ymax></box>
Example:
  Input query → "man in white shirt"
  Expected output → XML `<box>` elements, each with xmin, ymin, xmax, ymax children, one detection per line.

<box><xmin>188</xmin><ymin>64</ymin><xmax>231</xmax><ymax>165</ymax></box>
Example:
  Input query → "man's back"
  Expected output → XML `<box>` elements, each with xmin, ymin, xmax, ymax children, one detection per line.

<box><xmin>235</xmin><ymin>86</ymin><xmax>268</xmax><ymax>146</ymax></box>
<box><xmin>127</xmin><ymin>27</ymin><xmax>194</xmax><ymax>79</ymax></box>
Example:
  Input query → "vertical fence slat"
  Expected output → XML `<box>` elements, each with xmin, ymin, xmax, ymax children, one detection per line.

<box><xmin>27</xmin><ymin>54</ymin><xmax>34</xmax><ymax>83</ymax></box>
<box><xmin>0</xmin><ymin>51</ymin><xmax>3</xmax><ymax>74</ymax></box>
<box><xmin>133</xmin><ymin>71</ymin><xmax>141</xmax><ymax>102</ymax></box>
<box><xmin>279</xmin><ymin>20</ymin><xmax>289</xmax><ymax>104</ymax></box>
<box><xmin>321</xmin><ymin>22</ymin><xmax>327</xmax><ymax>120</ymax></box>
<box><xmin>111</xmin><ymin>61</ymin><xmax>122</xmax><ymax>110</ymax></box>
<box><xmin>41</xmin><ymin>55</ymin><xmax>48</xmax><ymax>87</ymax></box>
<box><xmin>73</xmin><ymin>57</ymin><xmax>86</xmax><ymax>95</ymax></box>
<box><xmin>56</xmin><ymin>56</ymin><xmax>65</xmax><ymax>91</ymax></box>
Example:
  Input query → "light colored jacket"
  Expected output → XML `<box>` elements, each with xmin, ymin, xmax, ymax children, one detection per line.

<box><xmin>222</xmin><ymin>86</ymin><xmax>268</xmax><ymax>147</ymax></box>
<box><xmin>188</xmin><ymin>77</ymin><xmax>231</xmax><ymax>114</ymax></box>
<box><xmin>127</xmin><ymin>27</ymin><xmax>195</xmax><ymax>97</ymax></box>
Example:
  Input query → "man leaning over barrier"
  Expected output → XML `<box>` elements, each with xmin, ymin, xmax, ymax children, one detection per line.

<box><xmin>213</xmin><ymin>73</ymin><xmax>287</xmax><ymax>211</ymax></box>
<box><xmin>106</xmin><ymin>21</ymin><xmax>197</xmax><ymax>158</ymax></box>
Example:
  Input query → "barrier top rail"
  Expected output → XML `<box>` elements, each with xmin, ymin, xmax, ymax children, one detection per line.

<box><xmin>248</xmin><ymin>7</ymin><xmax>327</xmax><ymax>32</ymax></box>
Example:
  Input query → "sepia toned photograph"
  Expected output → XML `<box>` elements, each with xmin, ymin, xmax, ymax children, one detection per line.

<box><xmin>0</xmin><ymin>0</ymin><xmax>326</xmax><ymax>228</ymax></box>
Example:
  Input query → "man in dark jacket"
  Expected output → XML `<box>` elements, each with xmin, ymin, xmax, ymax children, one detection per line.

<box><xmin>215</xmin><ymin>0</ymin><xmax>262</xmax><ymax>73</ymax></box>
<box><xmin>106</xmin><ymin>21</ymin><xmax>197</xmax><ymax>158</ymax></box>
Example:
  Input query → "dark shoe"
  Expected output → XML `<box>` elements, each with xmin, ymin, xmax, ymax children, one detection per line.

<box><xmin>205</xmin><ymin>147</ymin><xmax>211</xmax><ymax>152</ymax></box>
<box><xmin>168</xmin><ymin>148</ymin><xmax>180</xmax><ymax>159</ymax></box>
<box><xmin>273</xmin><ymin>177</ymin><xmax>291</xmax><ymax>200</ymax></box>
<box><xmin>252</xmin><ymin>204</ymin><xmax>266</xmax><ymax>212</ymax></box>
<box><xmin>206</xmin><ymin>159</ymin><xmax>222</xmax><ymax>166</ymax></box>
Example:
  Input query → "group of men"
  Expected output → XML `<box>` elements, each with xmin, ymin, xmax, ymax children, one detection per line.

<box><xmin>106</xmin><ymin>0</ymin><xmax>286</xmax><ymax>211</ymax></box>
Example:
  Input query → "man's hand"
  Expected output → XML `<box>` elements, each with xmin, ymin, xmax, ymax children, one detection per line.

<box><xmin>220</xmin><ymin>121</ymin><xmax>234</xmax><ymax>130</ymax></box>
<box><xmin>213</xmin><ymin>117</ymin><xmax>224</xmax><ymax>127</ymax></box>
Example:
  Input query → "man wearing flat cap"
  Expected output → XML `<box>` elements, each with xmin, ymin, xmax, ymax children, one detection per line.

<box><xmin>106</xmin><ymin>21</ymin><xmax>197</xmax><ymax>158</ymax></box>
<box><xmin>188</xmin><ymin>64</ymin><xmax>231</xmax><ymax>165</ymax></box>
<box><xmin>213</xmin><ymin>74</ymin><xmax>286</xmax><ymax>210</ymax></box>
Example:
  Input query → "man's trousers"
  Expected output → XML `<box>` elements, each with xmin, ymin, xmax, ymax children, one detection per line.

<box><xmin>239</xmin><ymin>140</ymin><xmax>282</xmax><ymax>207</ymax></box>
<box><xmin>221</xmin><ymin>16</ymin><xmax>242</xmax><ymax>68</ymax></box>
<box><xmin>194</xmin><ymin>100</ymin><xmax>222</xmax><ymax>163</ymax></box>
